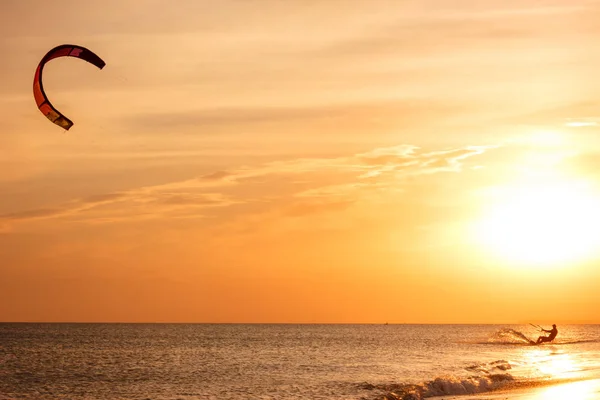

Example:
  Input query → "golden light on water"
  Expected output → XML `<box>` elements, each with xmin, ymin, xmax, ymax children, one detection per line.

<box><xmin>536</xmin><ymin>353</ymin><xmax>580</xmax><ymax>377</ymax></box>
<box><xmin>525</xmin><ymin>348</ymin><xmax>581</xmax><ymax>378</ymax></box>
<box><xmin>534</xmin><ymin>379</ymin><xmax>599</xmax><ymax>400</ymax></box>
<box><xmin>512</xmin><ymin>349</ymin><xmax>599</xmax><ymax>400</ymax></box>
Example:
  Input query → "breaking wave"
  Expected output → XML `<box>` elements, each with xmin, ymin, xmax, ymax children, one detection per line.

<box><xmin>360</xmin><ymin>374</ymin><xmax>513</xmax><ymax>399</ymax></box>
<box><xmin>359</xmin><ymin>358</ymin><xmax>588</xmax><ymax>400</ymax></box>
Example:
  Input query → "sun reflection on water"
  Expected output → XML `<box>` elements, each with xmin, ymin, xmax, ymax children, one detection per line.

<box><xmin>520</xmin><ymin>349</ymin><xmax>600</xmax><ymax>399</ymax></box>
<box><xmin>533</xmin><ymin>379</ymin><xmax>599</xmax><ymax>400</ymax></box>
<box><xmin>525</xmin><ymin>349</ymin><xmax>581</xmax><ymax>379</ymax></box>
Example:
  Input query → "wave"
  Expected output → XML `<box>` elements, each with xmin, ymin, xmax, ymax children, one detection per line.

<box><xmin>359</xmin><ymin>360</ymin><xmax>516</xmax><ymax>399</ymax></box>
<box><xmin>365</xmin><ymin>373</ymin><xmax>515</xmax><ymax>400</ymax></box>
<box><xmin>359</xmin><ymin>361</ymin><xmax>588</xmax><ymax>400</ymax></box>
<box><xmin>367</xmin><ymin>376</ymin><xmax>591</xmax><ymax>400</ymax></box>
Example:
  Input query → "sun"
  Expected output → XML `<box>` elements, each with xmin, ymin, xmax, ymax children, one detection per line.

<box><xmin>471</xmin><ymin>177</ymin><xmax>600</xmax><ymax>267</ymax></box>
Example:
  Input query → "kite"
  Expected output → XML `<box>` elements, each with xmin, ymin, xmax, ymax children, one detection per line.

<box><xmin>33</xmin><ymin>44</ymin><xmax>106</xmax><ymax>130</ymax></box>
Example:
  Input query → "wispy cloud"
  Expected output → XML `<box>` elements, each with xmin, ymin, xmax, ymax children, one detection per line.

<box><xmin>2</xmin><ymin>193</ymin><xmax>129</xmax><ymax>221</ymax></box>
<box><xmin>1</xmin><ymin>188</ymin><xmax>237</xmax><ymax>224</ymax></box>
<box><xmin>1</xmin><ymin>142</ymin><xmax>495</xmax><ymax>230</ymax></box>
<box><xmin>564</xmin><ymin>118</ymin><xmax>600</xmax><ymax>128</ymax></box>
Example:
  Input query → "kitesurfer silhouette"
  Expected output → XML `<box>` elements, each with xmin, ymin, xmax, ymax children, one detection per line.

<box><xmin>536</xmin><ymin>324</ymin><xmax>558</xmax><ymax>344</ymax></box>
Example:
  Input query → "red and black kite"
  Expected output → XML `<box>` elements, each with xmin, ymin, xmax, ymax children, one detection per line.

<box><xmin>33</xmin><ymin>44</ymin><xmax>106</xmax><ymax>130</ymax></box>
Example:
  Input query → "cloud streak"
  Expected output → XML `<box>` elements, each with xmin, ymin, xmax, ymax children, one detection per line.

<box><xmin>1</xmin><ymin>142</ymin><xmax>495</xmax><ymax>229</ymax></box>
<box><xmin>1</xmin><ymin>188</ymin><xmax>237</xmax><ymax>224</ymax></box>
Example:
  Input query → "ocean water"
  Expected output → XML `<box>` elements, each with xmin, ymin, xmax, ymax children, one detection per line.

<box><xmin>1</xmin><ymin>324</ymin><xmax>600</xmax><ymax>400</ymax></box>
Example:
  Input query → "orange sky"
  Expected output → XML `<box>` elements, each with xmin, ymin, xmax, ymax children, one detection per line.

<box><xmin>2</xmin><ymin>0</ymin><xmax>600</xmax><ymax>323</ymax></box>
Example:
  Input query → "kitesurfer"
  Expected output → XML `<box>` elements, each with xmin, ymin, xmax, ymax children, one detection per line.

<box><xmin>536</xmin><ymin>324</ymin><xmax>558</xmax><ymax>344</ymax></box>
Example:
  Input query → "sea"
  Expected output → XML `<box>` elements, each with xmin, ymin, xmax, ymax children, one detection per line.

<box><xmin>1</xmin><ymin>324</ymin><xmax>600</xmax><ymax>400</ymax></box>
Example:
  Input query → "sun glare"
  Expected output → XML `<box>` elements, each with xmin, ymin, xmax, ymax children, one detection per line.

<box><xmin>472</xmin><ymin>178</ymin><xmax>600</xmax><ymax>268</ymax></box>
<box><xmin>507</xmin><ymin>130</ymin><xmax>567</xmax><ymax>148</ymax></box>
<box><xmin>528</xmin><ymin>130</ymin><xmax>565</xmax><ymax>147</ymax></box>
<box><xmin>526</xmin><ymin>351</ymin><xmax>594</xmax><ymax>400</ymax></box>
<box><xmin>535</xmin><ymin>380</ymin><xmax>599</xmax><ymax>400</ymax></box>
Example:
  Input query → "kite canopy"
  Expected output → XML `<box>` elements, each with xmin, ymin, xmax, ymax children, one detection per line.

<box><xmin>33</xmin><ymin>44</ymin><xmax>106</xmax><ymax>130</ymax></box>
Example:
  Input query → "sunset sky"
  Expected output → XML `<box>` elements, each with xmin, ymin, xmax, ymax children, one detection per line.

<box><xmin>2</xmin><ymin>0</ymin><xmax>600</xmax><ymax>323</ymax></box>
